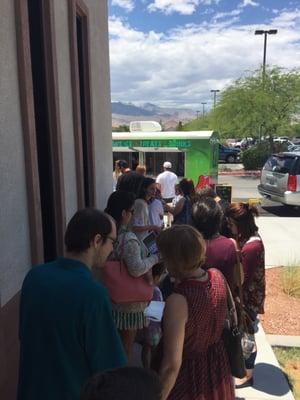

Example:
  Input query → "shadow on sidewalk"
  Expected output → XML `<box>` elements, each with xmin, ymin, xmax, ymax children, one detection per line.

<box><xmin>253</xmin><ymin>362</ymin><xmax>290</xmax><ymax>396</ymax></box>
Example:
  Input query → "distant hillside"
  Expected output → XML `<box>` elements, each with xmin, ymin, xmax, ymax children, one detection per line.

<box><xmin>111</xmin><ymin>102</ymin><xmax>196</xmax><ymax>128</ymax></box>
<box><xmin>111</xmin><ymin>102</ymin><xmax>153</xmax><ymax>116</ymax></box>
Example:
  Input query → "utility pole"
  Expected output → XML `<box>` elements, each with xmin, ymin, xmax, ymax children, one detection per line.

<box><xmin>196</xmin><ymin>110</ymin><xmax>200</xmax><ymax>119</ymax></box>
<box><xmin>201</xmin><ymin>102</ymin><xmax>207</xmax><ymax>118</ymax></box>
<box><xmin>210</xmin><ymin>89</ymin><xmax>220</xmax><ymax>108</ymax></box>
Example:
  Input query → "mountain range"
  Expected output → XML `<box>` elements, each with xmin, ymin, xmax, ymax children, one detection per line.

<box><xmin>111</xmin><ymin>102</ymin><xmax>196</xmax><ymax>129</ymax></box>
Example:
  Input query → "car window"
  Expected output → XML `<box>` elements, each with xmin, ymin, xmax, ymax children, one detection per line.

<box><xmin>264</xmin><ymin>155</ymin><xmax>296</xmax><ymax>173</ymax></box>
<box><xmin>295</xmin><ymin>158</ymin><xmax>300</xmax><ymax>175</ymax></box>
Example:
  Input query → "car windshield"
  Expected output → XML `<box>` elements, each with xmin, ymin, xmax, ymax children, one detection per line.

<box><xmin>264</xmin><ymin>155</ymin><xmax>295</xmax><ymax>173</ymax></box>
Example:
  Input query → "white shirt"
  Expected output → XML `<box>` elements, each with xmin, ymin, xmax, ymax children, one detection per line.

<box><xmin>156</xmin><ymin>170</ymin><xmax>178</xmax><ymax>199</ymax></box>
<box><xmin>149</xmin><ymin>199</ymin><xmax>164</xmax><ymax>227</ymax></box>
<box><xmin>131</xmin><ymin>198</ymin><xmax>150</xmax><ymax>241</ymax></box>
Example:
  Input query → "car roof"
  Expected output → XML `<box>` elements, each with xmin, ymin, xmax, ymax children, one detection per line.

<box><xmin>275</xmin><ymin>152</ymin><xmax>300</xmax><ymax>157</ymax></box>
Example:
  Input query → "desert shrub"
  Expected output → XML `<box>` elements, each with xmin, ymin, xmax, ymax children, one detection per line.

<box><xmin>281</xmin><ymin>266</ymin><xmax>300</xmax><ymax>298</ymax></box>
<box><xmin>242</xmin><ymin>141</ymin><xmax>288</xmax><ymax>170</ymax></box>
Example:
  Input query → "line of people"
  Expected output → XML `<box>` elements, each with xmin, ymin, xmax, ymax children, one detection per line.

<box><xmin>17</xmin><ymin>163</ymin><xmax>265</xmax><ymax>400</ymax></box>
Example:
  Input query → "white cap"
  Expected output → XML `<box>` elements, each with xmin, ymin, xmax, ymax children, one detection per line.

<box><xmin>163</xmin><ymin>161</ymin><xmax>172</xmax><ymax>168</ymax></box>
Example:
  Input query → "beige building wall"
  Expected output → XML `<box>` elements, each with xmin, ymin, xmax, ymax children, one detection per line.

<box><xmin>52</xmin><ymin>0</ymin><xmax>113</xmax><ymax>218</ymax></box>
<box><xmin>0</xmin><ymin>0</ymin><xmax>32</xmax><ymax>307</ymax></box>
<box><xmin>0</xmin><ymin>1</ymin><xmax>113</xmax><ymax>397</ymax></box>
<box><xmin>53</xmin><ymin>0</ymin><xmax>79</xmax><ymax>223</ymax></box>
<box><xmin>87</xmin><ymin>0</ymin><xmax>114</xmax><ymax>208</ymax></box>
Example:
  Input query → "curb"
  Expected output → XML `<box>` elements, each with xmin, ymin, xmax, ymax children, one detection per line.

<box><xmin>235</xmin><ymin>323</ymin><xmax>295</xmax><ymax>400</ymax></box>
<box><xmin>267</xmin><ymin>335</ymin><xmax>300</xmax><ymax>348</ymax></box>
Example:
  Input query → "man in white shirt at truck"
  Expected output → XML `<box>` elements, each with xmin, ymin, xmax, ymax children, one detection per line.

<box><xmin>156</xmin><ymin>161</ymin><xmax>178</xmax><ymax>203</ymax></box>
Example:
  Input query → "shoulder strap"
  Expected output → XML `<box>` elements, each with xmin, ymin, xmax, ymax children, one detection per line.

<box><xmin>213</xmin><ymin>268</ymin><xmax>239</xmax><ymax>330</ymax></box>
<box><xmin>230</xmin><ymin>239</ymin><xmax>244</xmax><ymax>305</ymax></box>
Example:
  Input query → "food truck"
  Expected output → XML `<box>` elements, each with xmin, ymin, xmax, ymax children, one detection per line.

<box><xmin>112</xmin><ymin>130</ymin><xmax>219</xmax><ymax>190</ymax></box>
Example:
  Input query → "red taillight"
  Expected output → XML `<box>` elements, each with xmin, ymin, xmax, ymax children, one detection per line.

<box><xmin>287</xmin><ymin>175</ymin><xmax>297</xmax><ymax>192</ymax></box>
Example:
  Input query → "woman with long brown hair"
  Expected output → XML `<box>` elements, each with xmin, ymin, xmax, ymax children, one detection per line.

<box><xmin>164</xmin><ymin>178</ymin><xmax>196</xmax><ymax>225</ymax></box>
<box><xmin>225</xmin><ymin>202</ymin><xmax>266</xmax><ymax>388</ymax></box>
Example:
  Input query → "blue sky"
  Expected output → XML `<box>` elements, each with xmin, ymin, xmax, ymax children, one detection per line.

<box><xmin>108</xmin><ymin>0</ymin><xmax>300</xmax><ymax>109</ymax></box>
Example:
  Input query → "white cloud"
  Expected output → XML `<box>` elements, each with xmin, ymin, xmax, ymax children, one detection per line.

<box><xmin>239</xmin><ymin>0</ymin><xmax>259</xmax><ymax>8</ymax></box>
<box><xmin>213</xmin><ymin>8</ymin><xmax>242</xmax><ymax>21</ymax></box>
<box><xmin>111</xmin><ymin>0</ymin><xmax>135</xmax><ymax>12</ymax></box>
<box><xmin>147</xmin><ymin>0</ymin><xmax>220</xmax><ymax>15</ymax></box>
<box><xmin>109</xmin><ymin>10</ymin><xmax>300</xmax><ymax>109</ymax></box>
<box><xmin>147</xmin><ymin>0</ymin><xmax>200</xmax><ymax>15</ymax></box>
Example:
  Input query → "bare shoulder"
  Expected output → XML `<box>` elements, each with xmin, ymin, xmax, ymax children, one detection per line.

<box><xmin>165</xmin><ymin>293</ymin><xmax>188</xmax><ymax>320</ymax></box>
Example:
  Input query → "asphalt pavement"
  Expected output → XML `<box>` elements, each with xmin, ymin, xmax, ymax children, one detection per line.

<box><xmin>217</xmin><ymin>173</ymin><xmax>300</xmax><ymax>266</ymax></box>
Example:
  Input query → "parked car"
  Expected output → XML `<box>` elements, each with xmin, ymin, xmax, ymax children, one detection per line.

<box><xmin>258</xmin><ymin>152</ymin><xmax>300</xmax><ymax>206</ymax></box>
<box><xmin>232</xmin><ymin>137</ymin><xmax>256</xmax><ymax>150</ymax></box>
<box><xmin>288</xmin><ymin>144</ymin><xmax>300</xmax><ymax>152</ymax></box>
<box><xmin>219</xmin><ymin>144</ymin><xmax>240</xmax><ymax>163</ymax></box>
<box><xmin>274</xmin><ymin>138</ymin><xmax>293</xmax><ymax>147</ymax></box>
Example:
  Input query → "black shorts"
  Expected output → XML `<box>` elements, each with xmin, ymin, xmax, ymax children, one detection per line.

<box><xmin>163</xmin><ymin>197</ymin><xmax>174</xmax><ymax>204</ymax></box>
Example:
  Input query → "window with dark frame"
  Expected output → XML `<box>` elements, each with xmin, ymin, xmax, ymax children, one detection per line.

<box><xmin>68</xmin><ymin>1</ymin><xmax>95</xmax><ymax>209</ymax></box>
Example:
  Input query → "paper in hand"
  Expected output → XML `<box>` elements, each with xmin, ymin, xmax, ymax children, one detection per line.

<box><xmin>144</xmin><ymin>301</ymin><xmax>165</xmax><ymax>322</ymax></box>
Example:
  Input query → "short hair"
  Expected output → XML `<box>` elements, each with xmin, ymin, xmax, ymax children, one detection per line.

<box><xmin>64</xmin><ymin>208</ymin><xmax>112</xmax><ymax>253</ymax></box>
<box><xmin>225</xmin><ymin>202</ymin><xmax>259</xmax><ymax>241</ymax></box>
<box><xmin>192</xmin><ymin>197</ymin><xmax>222</xmax><ymax>239</ymax></box>
<box><xmin>197</xmin><ymin>185</ymin><xmax>217</xmax><ymax>200</ymax></box>
<box><xmin>157</xmin><ymin>225</ymin><xmax>206</xmax><ymax>276</ymax></box>
<box><xmin>105</xmin><ymin>191</ymin><xmax>135</xmax><ymax>226</ymax></box>
<box><xmin>117</xmin><ymin>159</ymin><xmax>128</xmax><ymax>169</ymax></box>
<box><xmin>81</xmin><ymin>367</ymin><xmax>162</xmax><ymax>400</ymax></box>
<box><xmin>135</xmin><ymin>164</ymin><xmax>146</xmax><ymax>175</ymax></box>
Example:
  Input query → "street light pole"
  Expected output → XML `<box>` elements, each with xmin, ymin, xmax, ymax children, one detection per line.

<box><xmin>201</xmin><ymin>102</ymin><xmax>207</xmax><ymax>117</ymax></box>
<box><xmin>255</xmin><ymin>29</ymin><xmax>278</xmax><ymax>80</ymax></box>
<box><xmin>254</xmin><ymin>29</ymin><xmax>278</xmax><ymax>142</ymax></box>
<box><xmin>210</xmin><ymin>89</ymin><xmax>220</xmax><ymax>108</ymax></box>
<box><xmin>196</xmin><ymin>110</ymin><xmax>200</xmax><ymax>119</ymax></box>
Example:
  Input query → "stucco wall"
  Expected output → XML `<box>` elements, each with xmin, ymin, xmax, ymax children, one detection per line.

<box><xmin>86</xmin><ymin>0</ymin><xmax>113</xmax><ymax>209</ymax></box>
<box><xmin>53</xmin><ymin>0</ymin><xmax>113</xmax><ymax>216</ymax></box>
<box><xmin>53</xmin><ymin>0</ymin><xmax>78</xmax><ymax>223</ymax></box>
<box><xmin>0</xmin><ymin>0</ymin><xmax>31</xmax><ymax>306</ymax></box>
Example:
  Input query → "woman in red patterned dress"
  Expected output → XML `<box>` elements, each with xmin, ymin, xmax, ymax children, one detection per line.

<box><xmin>226</xmin><ymin>203</ymin><xmax>265</xmax><ymax>388</ymax></box>
<box><xmin>157</xmin><ymin>225</ymin><xmax>234</xmax><ymax>400</ymax></box>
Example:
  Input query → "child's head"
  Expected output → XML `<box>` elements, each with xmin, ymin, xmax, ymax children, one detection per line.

<box><xmin>152</xmin><ymin>262</ymin><xmax>166</xmax><ymax>286</ymax></box>
<box><xmin>174</xmin><ymin>184</ymin><xmax>183</xmax><ymax>196</ymax></box>
<box><xmin>81</xmin><ymin>367</ymin><xmax>162</xmax><ymax>400</ymax></box>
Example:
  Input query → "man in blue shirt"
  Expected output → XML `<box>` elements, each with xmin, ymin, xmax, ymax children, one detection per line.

<box><xmin>18</xmin><ymin>209</ymin><xmax>127</xmax><ymax>400</ymax></box>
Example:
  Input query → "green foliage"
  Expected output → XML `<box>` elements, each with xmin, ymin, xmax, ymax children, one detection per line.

<box><xmin>242</xmin><ymin>144</ymin><xmax>270</xmax><ymax>170</ymax></box>
<box><xmin>211</xmin><ymin>66</ymin><xmax>300</xmax><ymax>139</ymax></box>
<box><xmin>112</xmin><ymin>124</ymin><xmax>130</xmax><ymax>132</ymax></box>
<box><xmin>289</xmin><ymin>123</ymin><xmax>300</xmax><ymax>137</ymax></box>
<box><xmin>282</xmin><ymin>266</ymin><xmax>300</xmax><ymax>299</ymax></box>
<box><xmin>183</xmin><ymin>115</ymin><xmax>213</xmax><ymax>131</ymax></box>
<box><xmin>242</xmin><ymin>141</ymin><xmax>288</xmax><ymax>170</ymax></box>
<box><xmin>273</xmin><ymin>346</ymin><xmax>300</xmax><ymax>399</ymax></box>
<box><xmin>176</xmin><ymin>121</ymin><xmax>184</xmax><ymax>131</ymax></box>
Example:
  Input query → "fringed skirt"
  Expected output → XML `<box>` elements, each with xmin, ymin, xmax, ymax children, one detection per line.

<box><xmin>112</xmin><ymin>301</ymin><xmax>148</xmax><ymax>330</ymax></box>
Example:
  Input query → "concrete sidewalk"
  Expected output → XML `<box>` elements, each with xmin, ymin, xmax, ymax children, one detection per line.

<box><xmin>235</xmin><ymin>323</ymin><xmax>295</xmax><ymax>400</ymax></box>
<box><xmin>256</xmin><ymin>217</ymin><xmax>300</xmax><ymax>267</ymax></box>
